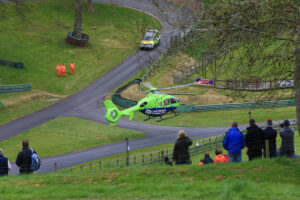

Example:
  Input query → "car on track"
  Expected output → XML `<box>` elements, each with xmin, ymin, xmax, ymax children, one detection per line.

<box><xmin>140</xmin><ymin>30</ymin><xmax>160</xmax><ymax>50</ymax></box>
<box><xmin>277</xmin><ymin>80</ymin><xmax>293</xmax><ymax>88</ymax></box>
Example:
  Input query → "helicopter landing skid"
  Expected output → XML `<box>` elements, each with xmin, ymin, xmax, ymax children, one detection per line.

<box><xmin>156</xmin><ymin>113</ymin><xmax>179</xmax><ymax>122</ymax></box>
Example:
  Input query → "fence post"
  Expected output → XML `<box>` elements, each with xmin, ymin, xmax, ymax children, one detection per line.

<box><xmin>90</xmin><ymin>163</ymin><xmax>92</xmax><ymax>170</ymax></box>
<box><xmin>142</xmin><ymin>154</ymin><xmax>145</xmax><ymax>165</ymax></box>
<box><xmin>209</xmin><ymin>138</ymin><xmax>211</xmax><ymax>149</ymax></box>
<box><xmin>161</xmin><ymin>150</ymin><xmax>165</xmax><ymax>165</ymax></box>
<box><xmin>150</xmin><ymin>153</ymin><xmax>153</xmax><ymax>164</ymax></box>
<box><xmin>54</xmin><ymin>162</ymin><xmax>57</xmax><ymax>171</ymax></box>
<box><xmin>125</xmin><ymin>137</ymin><xmax>129</xmax><ymax>167</ymax></box>
<box><xmin>99</xmin><ymin>161</ymin><xmax>102</xmax><ymax>169</ymax></box>
<box><xmin>215</xmin><ymin>137</ymin><xmax>218</xmax><ymax>149</ymax></box>
<box><xmin>116</xmin><ymin>159</ymin><xmax>119</xmax><ymax>167</ymax></box>
<box><xmin>166</xmin><ymin>149</ymin><xmax>168</xmax><ymax>157</ymax></box>
<box><xmin>265</xmin><ymin>140</ymin><xmax>270</xmax><ymax>158</ymax></box>
<box><xmin>80</xmin><ymin>166</ymin><xmax>83</xmax><ymax>172</ymax></box>
<box><xmin>158</xmin><ymin>151</ymin><xmax>161</xmax><ymax>163</ymax></box>
<box><xmin>134</xmin><ymin>155</ymin><xmax>136</xmax><ymax>165</ymax></box>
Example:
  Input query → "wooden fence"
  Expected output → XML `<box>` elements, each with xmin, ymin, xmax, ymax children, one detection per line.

<box><xmin>65</xmin><ymin>135</ymin><xmax>224</xmax><ymax>172</ymax></box>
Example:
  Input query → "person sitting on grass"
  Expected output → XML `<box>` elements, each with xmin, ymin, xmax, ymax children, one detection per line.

<box><xmin>198</xmin><ymin>152</ymin><xmax>213</xmax><ymax>166</ymax></box>
<box><xmin>214</xmin><ymin>150</ymin><xmax>228</xmax><ymax>164</ymax></box>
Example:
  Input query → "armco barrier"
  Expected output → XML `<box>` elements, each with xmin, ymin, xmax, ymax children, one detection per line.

<box><xmin>0</xmin><ymin>83</ymin><xmax>32</xmax><ymax>94</ymax></box>
<box><xmin>0</xmin><ymin>60</ymin><xmax>24</xmax><ymax>68</ymax></box>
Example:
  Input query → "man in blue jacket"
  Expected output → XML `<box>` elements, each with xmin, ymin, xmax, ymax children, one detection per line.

<box><xmin>223</xmin><ymin>122</ymin><xmax>246</xmax><ymax>162</ymax></box>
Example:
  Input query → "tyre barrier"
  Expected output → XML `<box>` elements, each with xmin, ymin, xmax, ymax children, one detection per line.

<box><xmin>0</xmin><ymin>60</ymin><xmax>25</xmax><ymax>69</ymax></box>
<box><xmin>0</xmin><ymin>83</ymin><xmax>32</xmax><ymax>94</ymax></box>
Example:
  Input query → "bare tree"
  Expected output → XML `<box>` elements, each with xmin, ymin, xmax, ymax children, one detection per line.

<box><xmin>73</xmin><ymin>0</ymin><xmax>82</xmax><ymax>39</ymax></box>
<box><xmin>153</xmin><ymin>0</ymin><xmax>300</xmax><ymax>131</ymax></box>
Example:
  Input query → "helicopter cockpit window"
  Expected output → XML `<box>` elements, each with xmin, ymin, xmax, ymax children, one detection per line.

<box><xmin>170</xmin><ymin>98</ymin><xmax>177</xmax><ymax>104</ymax></box>
<box><xmin>164</xmin><ymin>99</ymin><xmax>170</xmax><ymax>105</ymax></box>
<box><xmin>158</xmin><ymin>101</ymin><xmax>162</xmax><ymax>106</ymax></box>
<box><xmin>140</xmin><ymin>102</ymin><xmax>147</xmax><ymax>107</ymax></box>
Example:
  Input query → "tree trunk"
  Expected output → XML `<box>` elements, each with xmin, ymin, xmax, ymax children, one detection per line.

<box><xmin>88</xmin><ymin>0</ymin><xmax>94</xmax><ymax>13</ymax></box>
<box><xmin>73</xmin><ymin>0</ymin><xmax>82</xmax><ymax>39</ymax></box>
<box><xmin>294</xmin><ymin>17</ymin><xmax>300</xmax><ymax>135</ymax></box>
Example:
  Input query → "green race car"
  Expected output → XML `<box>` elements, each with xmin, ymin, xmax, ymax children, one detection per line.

<box><xmin>140</xmin><ymin>30</ymin><xmax>160</xmax><ymax>50</ymax></box>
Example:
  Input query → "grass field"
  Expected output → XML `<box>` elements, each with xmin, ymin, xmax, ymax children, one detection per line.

<box><xmin>0</xmin><ymin>158</ymin><xmax>299</xmax><ymax>199</ymax></box>
<box><xmin>0</xmin><ymin>117</ymin><xmax>144</xmax><ymax>161</ymax></box>
<box><xmin>0</xmin><ymin>0</ymin><xmax>161</xmax><ymax>124</ymax></box>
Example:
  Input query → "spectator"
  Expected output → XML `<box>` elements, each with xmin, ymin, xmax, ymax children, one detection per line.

<box><xmin>16</xmin><ymin>140</ymin><xmax>33</xmax><ymax>174</ymax></box>
<box><xmin>280</xmin><ymin>120</ymin><xmax>295</xmax><ymax>157</ymax></box>
<box><xmin>245</xmin><ymin>119</ymin><xmax>264</xmax><ymax>161</ymax></box>
<box><xmin>263</xmin><ymin>118</ymin><xmax>277</xmax><ymax>158</ymax></box>
<box><xmin>202</xmin><ymin>152</ymin><xmax>213</xmax><ymax>164</ymax></box>
<box><xmin>172</xmin><ymin>130</ymin><xmax>193</xmax><ymax>165</ymax></box>
<box><xmin>214</xmin><ymin>150</ymin><xmax>228</xmax><ymax>163</ymax></box>
<box><xmin>223</xmin><ymin>121</ymin><xmax>245</xmax><ymax>162</ymax></box>
<box><xmin>164</xmin><ymin>157</ymin><xmax>173</xmax><ymax>166</ymax></box>
<box><xmin>0</xmin><ymin>149</ymin><xmax>11</xmax><ymax>176</ymax></box>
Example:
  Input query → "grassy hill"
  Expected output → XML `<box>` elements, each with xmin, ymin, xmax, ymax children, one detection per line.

<box><xmin>1</xmin><ymin>158</ymin><xmax>299</xmax><ymax>199</ymax></box>
<box><xmin>0</xmin><ymin>0</ymin><xmax>161</xmax><ymax>124</ymax></box>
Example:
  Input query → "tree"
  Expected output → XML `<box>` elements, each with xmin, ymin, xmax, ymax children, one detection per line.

<box><xmin>88</xmin><ymin>0</ymin><xmax>94</xmax><ymax>13</ymax></box>
<box><xmin>153</xmin><ymin>0</ymin><xmax>300</xmax><ymax>131</ymax></box>
<box><xmin>73</xmin><ymin>0</ymin><xmax>82</xmax><ymax>39</ymax></box>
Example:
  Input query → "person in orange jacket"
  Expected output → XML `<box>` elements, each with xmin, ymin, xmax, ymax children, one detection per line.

<box><xmin>70</xmin><ymin>62</ymin><xmax>75</xmax><ymax>75</ymax></box>
<box><xmin>214</xmin><ymin>150</ymin><xmax>228</xmax><ymax>163</ymax></box>
<box><xmin>56</xmin><ymin>64</ymin><xmax>61</xmax><ymax>77</ymax></box>
<box><xmin>61</xmin><ymin>64</ymin><xmax>66</xmax><ymax>77</ymax></box>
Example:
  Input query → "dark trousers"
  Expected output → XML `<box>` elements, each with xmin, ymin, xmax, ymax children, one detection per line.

<box><xmin>247</xmin><ymin>149</ymin><xmax>262</xmax><ymax>161</ymax></box>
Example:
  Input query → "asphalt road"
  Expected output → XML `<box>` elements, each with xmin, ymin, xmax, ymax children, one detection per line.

<box><xmin>1</xmin><ymin>0</ymin><xmax>233</xmax><ymax>175</ymax></box>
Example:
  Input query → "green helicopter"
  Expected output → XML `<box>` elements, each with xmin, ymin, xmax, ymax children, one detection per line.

<box><xmin>104</xmin><ymin>88</ymin><xmax>181</xmax><ymax>126</ymax></box>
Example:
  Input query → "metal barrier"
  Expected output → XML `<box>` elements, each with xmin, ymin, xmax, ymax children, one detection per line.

<box><xmin>0</xmin><ymin>60</ymin><xmax>24</xmax><ymax>68</ymax></box>
<box><xmin>0</xmin><ymin>83</ymin><xmax>32</xmax><ymax>94</ymax></box>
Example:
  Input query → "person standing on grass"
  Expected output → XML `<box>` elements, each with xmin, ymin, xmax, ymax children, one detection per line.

<box><xmin>263</xmin><ymin>119</ymin><xmax>277</xmax><ymax>158</ymax></box>
<box><xmin>16</xmin><ymin>140</ymin><xmax>33</xmax><ymax>174</ymax></box>
<box><xmin>223</xmin><ymin>122</ymin><xmax>245</xmax><ymax>162</ymax></box>
<box><xmin>245</xmin><ymin>119</ymin><xmax>265</xmax><ymax>161</ymax></box>
<box><xmin>172</xmin><ymin>130</ymin><xmax>193</xmax><ymax>165</ymax></box>
<box><xmin>280</xmin><ymin>120</ymin><xmax>295</xmax><ymax>157</ymax></box>
<box><xmin>0</xmin><ymin>149</ymin><xmax>11</xmax><ymax>176</ymax></box>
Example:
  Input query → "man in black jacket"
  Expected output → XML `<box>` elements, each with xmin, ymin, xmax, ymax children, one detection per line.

<box><xmin>245</xmin><ymin>119</ymin><xmax>265</xmax><ymax>161</ymax></box>
<box><xmin>280</xmin><ymin>120</ymin><xmax>295</xmax><ymax>157</ymax></box>
<box><xmin>16</xmin><ymin>140</ymin><xmax>33</xmax><ymax>174</ymax></box>
<box><xmin>172</xmin><ymin>130</ymin><xmax>193</xmax><ymax>165</ymax></box>
<box><xmin>263</xmin><ymin>119</ymin><xmax>277</xmax><ymax>158</ymax></box>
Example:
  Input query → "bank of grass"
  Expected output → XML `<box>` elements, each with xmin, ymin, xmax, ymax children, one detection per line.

<box><xmin>0</xmin><ymin>158</ymin><xmax>299</xmax><ymax>199</ymax></box>
<box><xmin>130</xmin><ymin>106</ymin><xmax>296</xmax><ymax>127</ymax></box>
<box><xmin>0</xmin><ymin>117</ymin><xmax>144</xmax><ymax>161</ymax></box>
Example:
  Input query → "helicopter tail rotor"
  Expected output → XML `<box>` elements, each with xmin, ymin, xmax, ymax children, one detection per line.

<box><xmin>104</xmin><ymin>100</ymin><xmax>122</xmax><ymax>126</ymax></box>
